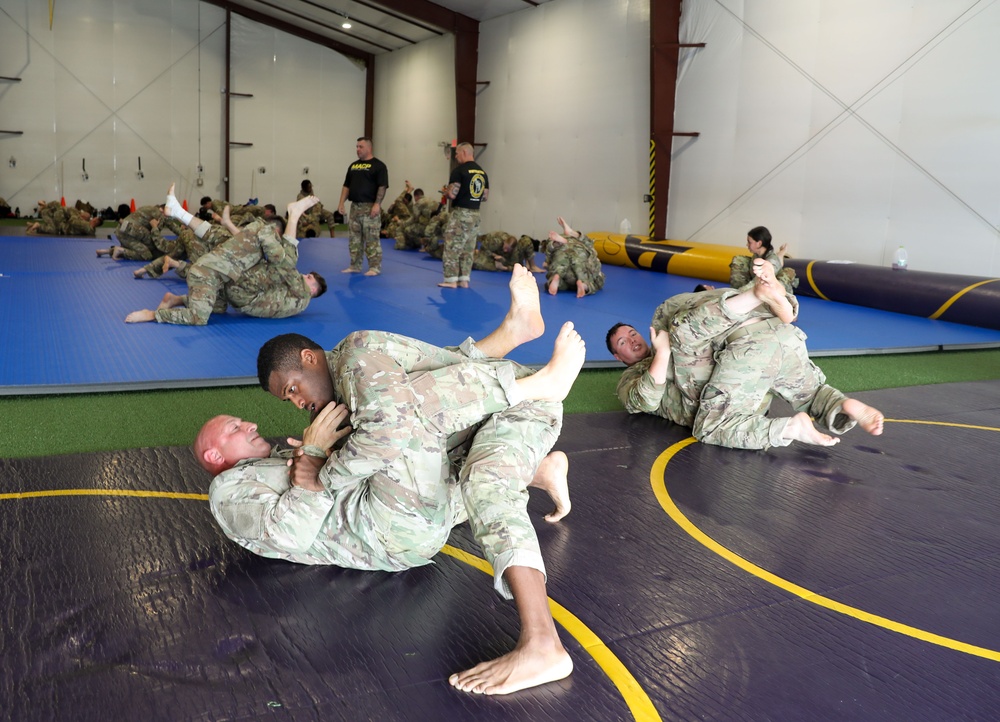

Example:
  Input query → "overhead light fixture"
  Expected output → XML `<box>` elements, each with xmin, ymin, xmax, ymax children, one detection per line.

<box><xmin>342</xmin><ymin>14</ymin><xmax>351</xmax><ymax>29</ymax></box>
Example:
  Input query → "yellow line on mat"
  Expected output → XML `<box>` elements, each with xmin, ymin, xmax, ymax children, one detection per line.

<box><xmin>651</xmin><ymin>432</ymin><xmax>1000</xmax><ymax>663</ymax></box>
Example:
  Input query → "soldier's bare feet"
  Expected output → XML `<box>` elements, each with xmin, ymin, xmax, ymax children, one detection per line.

<box><xmin>556</xmin><ymin>216</ymin><xmax>577</xmax><ymax>238</ymax></box>
<box><xmin>156</xmin><ymin>291</ymin><xmax>185</xmax><ymax>311</ymax></box>
<box><xmin>548</xmin><ymin>230</ymin><xmax>568</xmax><ymax>246</ymax></box>
<box><xmin>96</xmin><ymin>247</ymin><xmax>111</xmax><ymax>257</ymax></box>
<box><xmin>438</xmin><ymin>281</ymin><xmax>458</xmax><ymax>288</ymax></box>
<box><xmin>364</xmin><ymin>269</ymin><xmax>381</xmax><ymax>277</ymax></box>
<box><xmin>133</xmin><ymin>268</ymin><xmax>146</xmax><ymax>279</ymax></box>
<box><xmin>124</xmin><ymin>309</ymin><xmax>156</xmax><ymax>323</ymax></box>
<box><xmin>342</xmin><ymin>267</ymin><xmax>361</xmax><ymax>274</ymax></box>
<box><xmin>782</xmin><ymin>412</ymin><xmax>840</xmax><ymax>446</ymax></box>
<box><xmin>515</xmin><ymin>322</ymin><xmax>586</xmax><ymax>404</ymax></box>
<box><xmin>547</xmin><ymin>274</ymin><xmax>560</xmax><ymax>296</ymax></box>
<box><xmin>504</xmin><ymin>263</ymin><xmax>545</xmax><ymax>343</ymax></box>
<box><xmin>161</xmin><ymin>256</ymin><xmax>178</xmax><ymax>274</ymax></box>
<box><xmin>529</xmin><ymin>451</ymin><xmax>571</xmax><ymax>522</ymax></box>
<box><xmin>842</xmin><ymin>398</ymin><xmax>884</xmax><ymax>436</ymax></box>
<box><xmin>575</xmin><ymin>280</ymin><xmax>589</xmax><ymax>298</ymax></box>
<box><xmin>449</xmin><ymin>634</ymin><xmax>572</xmax><ymax>695</ymax></box>
<box><xmin>111</xmin><ymin>246</ymin><xmax>125</xmax><ymax>260</ymax></box>
<box><xmin>287</xmin><ymin>195</ymin><xmax>319</xmax><ymax>214</ymax></box>
<box><xmin>458</xmin><ymin>280</ymin><xmax>469</xmax><ymax>288</ymax></box>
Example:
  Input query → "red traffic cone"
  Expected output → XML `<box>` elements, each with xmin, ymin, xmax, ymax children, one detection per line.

<box><xmin>60</xmin><ymin>196</ymin><xmax>66</xmax><ymax>206</ymax></box>
<box><xmin>130</xmin><ymin>198</ymin><xmax>136</xmax><ymax>213</ymax></box>
<box><xmin>182</xmin><ymin>199</ymin><xmax>188</xmax><ymax>211</ymax></box>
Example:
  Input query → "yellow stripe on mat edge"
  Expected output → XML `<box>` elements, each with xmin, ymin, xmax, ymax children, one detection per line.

<box><xmin>929</xmin><ymin>278</ymin><xmax>1000</xmax><ymax>319</ymax></box>
<box><xmin>651</xmin><ymin>429</ymin><xmax>1000</xmax><ymax>662</ymax></box>
<box><xmin>1</xmin><ymin>489</ymin><xmax>661</xmax><ymax>721</ymax></box>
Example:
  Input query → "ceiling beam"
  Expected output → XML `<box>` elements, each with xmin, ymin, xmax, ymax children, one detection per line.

<box><xmin>200</xmin><ymin>0</ymin><xmax>375</xmax><ymax>64</ymax></box>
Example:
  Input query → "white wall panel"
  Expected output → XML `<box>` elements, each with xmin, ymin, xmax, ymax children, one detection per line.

<box><xmin>672</xmin><ymin>0</ymin><xmax>1000</xmax><ymax>275</ymax></box>
<box><xmin>373</xmin><ymin>34</ymin><xmax>456</xmax><ymax>202</ymax></box>
<box><xmin>476</xmin><ymin>0</ymin><xmax>650</xmax><ymax>239</ymax></box>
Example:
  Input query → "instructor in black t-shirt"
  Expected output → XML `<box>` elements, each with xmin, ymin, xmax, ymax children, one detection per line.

<box><xmin>338</xmin><ymin>137</ymin><xmax>389</xmax><ymax>276</ymax></box>
<box><xmin>439</xmin><ymin>142</ymin><xmax>489</xmax><ymax>289</ymax></box>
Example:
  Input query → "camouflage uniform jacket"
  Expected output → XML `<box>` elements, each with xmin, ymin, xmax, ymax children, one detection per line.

<box><xmin>210</xmin><ymin>331</ymin><xmax>523</xmax><ymax>571</ymax></box>
<box><xmin>616</xmin><ymin>289</ymin><xmax>798</xmax><ymax>426</ymax></box>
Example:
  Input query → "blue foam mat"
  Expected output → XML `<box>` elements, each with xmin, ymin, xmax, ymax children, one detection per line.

<box><xmin>3</xmin><ymin>235</ymin><xmax>999</xmax><ymax>394</ymax></box>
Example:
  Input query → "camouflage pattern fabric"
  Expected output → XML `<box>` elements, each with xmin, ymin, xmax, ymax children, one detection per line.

<box><xmin>115</xmin><ymin>206</ymin><xmax>183</xmax><ymax>261</ymax></box>
<box><xmin>441</xmin><ymin>207</ymin><xmax>480</xmax><ymax>282</ymax></box>
<box><xmin>154</xmin><ymin>219</ymin><xmax>307</xmax><ymax>325</ymax></box>
<box><xmin>63</xmin><ymin>208</ymin><xmax>96</xmax><ymax>236</ymax></box>
<box><xmin>694</xmin><ymin>322</ymin><xmax>851</xmax><ymax>450</ymax></box>
<box><xmin>616</xmin><ymin>289</ymin><xmax>797</xmax><ymax>428</ymax></box>
<box><xmin>294</xmin><ymin>191</ymin><xmax>337</xmax><ymax>238</ymax></box>
<box><xmin>381</xmin><ymin>188</ymin><xmax>412</xmax><ymax>238</ymax></box>
<box><xmin>347</xmin><ymin>202</ymin><xmax>382</xmax><ymax>272</ymax></box>
<box><xmin>210</xmin><ymin>331</ymin><xmax>560</xmax><ymax>598</ymax></box>
<box><xmin>395</xmin><ymin>198</ymin><xmax>443</xmax><ymax>250</ymax></box>
<box><xmin>139</xmin><ymin>224</ymin><xmax>231</xmax><ymax>279</ymax></box>
<box><xmin>544</xmin><ymin>232</ymin><xmax>605</xmax><ymax>295</ymax></box>
<box><xmin>472</xmin><ymin>231</ymin><xmax>536</xmax><ymax>272</ymax></box>
<box><xmin>730</xmin><ymin>250</ymin><xmax>797</xmax><ymax>294</ymax></box>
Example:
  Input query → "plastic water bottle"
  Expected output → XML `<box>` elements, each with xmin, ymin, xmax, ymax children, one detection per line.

<box><xmin>619</xmin><ymin>218</ymin><xmax>632</xmax><ymax>235</ymax></box>
<box><xmin>892</xmin><ymin>245</ymin><xmax>908</xmax><ymax>270</ymax></box>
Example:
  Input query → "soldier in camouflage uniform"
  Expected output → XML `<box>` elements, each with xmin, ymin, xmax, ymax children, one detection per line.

<box><xmin>608</xmin><ymin>260</ymin><xmax>884</xmax><ymax>449</ymax></box>
<box><xmin>543</xmin><ymin>217</ymin><xmax>605</xmax><ymax>297</ymax></box>
<box><xmin>730</xmin><ymin>225</ymin><xmax>797</xmax><ymax>294</ymax></box>
<box><xmin>439</xmin><ymin>143</ymin><xmax>489</xmax><ymax>288</ymax></box>
<box><xmin>472</xmin><ymin>231</ymin><xmax>540</xmax><ymax>272</ymax></box>
<box><xmin>95</xmin><ymin>204</ymin><xmax>183</xmax><ymax>261</ymax></box>
<box><xmin>26</xmin><ymin>201</ymin><xmax>101</xmax><ymax>236</ymax></box>
<box><xmin>381</xmin><ymin>180</ymin><xmax>414</xmax><ymax>239</ymax></box>
<box><xmin>338</xmin><ymin>137</ymin><xmax>389</xmax><ymax>276</ymax></box>
<box><xmin>125</xmin><ymin>191</ymin><xmax>326</xmax><ymax>325</ymax></box>
<box><xmin>396</xmin><ymin>197</ymin><xmax>447</xmax><ymax>251</ymax></box>
<box><xmin>199</xmin><ymin>267</ymin><xmax>582</xmax><ymax>694</ymax></box>
<box><xmin>294</xmin><ymin>180</ymin><xmax>337</xmax><ymax>238</ymax></box>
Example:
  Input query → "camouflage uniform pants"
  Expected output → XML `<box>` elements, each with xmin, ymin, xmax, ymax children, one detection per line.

<box><xmin>348</xmin><ymin>202</ymin><xmax>382</xmax><ymax>272</ymax></box>
<box><xmin>654</xmin><ymin>289</ymin><xmax>745</xmax><ymax>419</ymax></box>
<box><xmin>114</xmin><ymin>219</ymin><xmax>157</xmax><ymax>260</ymax></box>
<box><xmin>545</xmin><ymin>235</ymin><xmax>605</xmax><ymax>295</ymax></box>
<box><xmin>694</xmin><ymin>322</ymin><xmax>852</xmax><ymax>450</ymax></box>
<box><xmin>442</xmin><ymin>207</ymin><xmax>480</xmax><ymax>283</ymax></box>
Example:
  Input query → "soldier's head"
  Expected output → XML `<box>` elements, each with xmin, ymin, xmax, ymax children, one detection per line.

<box><xmin>746</xmin><ymin>225</ymin><xmax>772</xmax><ymax>256</ymax></box>
<box><xmin>200</xmin><ymin>196</ymin><xmax>213</xmax><ymax>209</ymax></box>
<box><xmin>356</xmin><ymin>136</ymin><xmax>374</xmax><ymax>160</ymax></box>
<box><xmin>304</xmin><ymin>271</ymin><xmax>327</xmax><ymax>298</ymax></box>
<box><xmin>267</xmin><ymin>216</ymin><xmax>286</xmax><ymax>235</ymax></box>
<box><xmin>263</xmin><ymin>203</ymin><xmax>277</xmax><ymax>219</ymax></box>
<box><xmin>606</xmin><ymin>323</ymin><xmax>650</xmax><ymax>366</ymax></box>
<box><xmin>257</xmin><ymin>333</ymin><xmax>335</xmax><ymax>418</ymax></box>
<box><xmin>413</xmin><ymin>188</ymin><xmax>424</xmax><ymax>202</ymax></box>
<box><xmin>194</xmin><ymin>415</ymin><xmax>272</xmax><ymax>475</ymax></box>
<box><xmin>455</xmin><ymin>142</ymin><xmax>474</xmax><ymax>163</ymax></box>
<box><xmin>301</xmin><ymin>179</ymin><xmax>313</xmax><ymax>194</ymax></box>
<box><xmin>693</xmin><ymin>283</ymin><xmax>715</xmax><ymax>292</ymax></box>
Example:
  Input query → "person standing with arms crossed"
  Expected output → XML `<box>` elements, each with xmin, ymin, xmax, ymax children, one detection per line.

<box><xmin>439</xmin><ymin>142</ymin><xmax>489</xmax><ymax>289</ymax></box>
<box><xmin>337</xmin><ymin>137</ymin><xmax>388</xmax><ymax>276</ymax></box>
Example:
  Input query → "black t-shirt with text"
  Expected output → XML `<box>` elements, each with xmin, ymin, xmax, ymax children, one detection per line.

<box><xmin>343</xmin><ymin>158</ymin><xmax>389</xmax><ymax>203</ymax></box>
<box><xmin>449</xmin><ymin>161</ymin><xmax>489</xmax><ymax>210</ymax></box>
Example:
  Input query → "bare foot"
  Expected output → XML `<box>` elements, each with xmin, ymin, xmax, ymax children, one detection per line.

<box><xmin>841</xmin><ymin>398</ymin><xmax>884</xmax><ymax>436</ymax></box>
<box><xmin>458</xmin><ymin>280</ymin><xmax>469</xmax><ymax>288</ymax></box>
<box><xmin>287</xmin><ymin>195</ymin><xmax>320</xmax><ymax>215</ymax></box>
<box><xmin>547</xmin><ymin>274</ymin><xmax>560</xmax><ymax>296</ymax></box>
<box><xmin>528</xmin><ymin>263</ymin><xmax>544</xmax><ymax>273</ymax></box>
<box><xmin>782</xmin><ymin>412</ymin><xmax>840</xmax><ymax>446</ymax></box>
<box><xmin>515</xmin><ymin>322</ymin><xmax>586</xmax><ymax>403</ymax></box>
<box><xmin>449</xmin><ymin>639</ymin><xmax>573</xmax><ymax>695</ymax></box>
<box><xmin>111</xmin><ymin>246</ymin><xmax>125</xmax><ymax>260</ymax></box>
<box><xmin>161</xmin><ymin>255</ymin><xmax>179</xmax><ymax>274</ymax></box>
<box><xmin>156</xmin><ymin>291</ymin><xmax>185</xmax><ymax>311</ymax></box>
<box><xmin>438</xmin><ymin>281</ymin><xmax>458</xmax><ymax>288</ymax></box>
<box><xmin>505</xmin><ymin>263</ymin><xmax>545</xmax><ymax>342</ymax></box>
<box><xmin>548</xmin><ymin>230</ymin><xmax>568</xmax><ymax>246</ymax></box>
<box><xmin>133</xmin><ymin>267</ymin><xmax>147</xmax><ymax>279</ymax></box>
<box><xmin>364</xmin><ymin>269</ymin><xmax>381</xmax><ymax>277</ymax></box>
<box><xmin>124</xmin><ymin>309</ymin><xmax>155</xmax><ymax>323</ymax></box>
<box><xmin>26</xmin><ymin>222</ymin><xmax>40</xmax><ymax>235</ymax></box>
<box><xmin>575</xmin><ymin>280</ymin><xmax>589</xmax><ymax>298</ymax></box>
<box><xmin>529</xmin><ymin>451</ymin><xmax>571</xmax><ymax>522</ymax></box>
<box><xmin>96</xmin><ymin>247</ymin><xmax>111</xmax><ymax>257</ymax></box>
<box><xmin>342</xmin><ymin>267</ymin><xmax>361</xmax><ymax>274</ymax></box>
<box><xmin>556</xmin><ymin>216</ymin><xmax>577</xmax><ymax>238</ymax></box>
